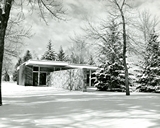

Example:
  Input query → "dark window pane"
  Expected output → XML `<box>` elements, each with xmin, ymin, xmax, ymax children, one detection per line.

<box><xmin>33</xmin><ymin>67</ymin><xmax>39</xmax><ymax>71</ymax></box>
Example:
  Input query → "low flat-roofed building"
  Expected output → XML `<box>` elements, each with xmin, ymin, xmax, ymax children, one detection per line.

<box><xmin>17</xmin><ymin>60</ymin><xmax>98</xmax><ymax>90</ymax></box>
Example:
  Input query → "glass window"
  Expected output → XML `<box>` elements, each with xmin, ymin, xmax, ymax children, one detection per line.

<box><xmin>33</xmin><ymin>67</ymin><xmax>39</xmax><ymax>71</ymax></box>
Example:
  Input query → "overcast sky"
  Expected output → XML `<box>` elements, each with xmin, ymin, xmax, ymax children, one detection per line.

<box><xmin>12</xmin><ymin>0</ymin><xmax>160</xmax><ymax>58</ymax></box>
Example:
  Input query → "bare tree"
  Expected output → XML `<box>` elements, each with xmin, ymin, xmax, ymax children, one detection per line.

<box><xmin>2</xmin><ymin>55</ymin><xmax>13</xmax><ymax>77</ymax></box>
<box><xmin>109</xmin><ymin>0</ymin><xmax>130</xmax><ymax>95</ymax></box>
<box><xmin>4</xmin><ymin>17</ymin><xmax>32</xmax><ymax>57</ymax></box>
<box><xmin>102</xmin><ymin>0</ymin><xmax>131</xmax><ymax>95</ymax></box>
<box><xmin>2</xmin><ymin>15</ymin><xmax>33</xmax><ymax>86</ymax></box>
<box><xmin>32</xmin><ymin>50</ymin><xmax>40</xmax><ymax>60</ymax></box>
<box><xmin>84</xmin><ymin>19</ymin><xmax>123</xmax><ymax>64</ymax></box>
<box><xmin>0</xmin><ymin>0</ymin><xmax>66</xmax><ymax>105</ymax></box>
<box><xmin>136</xmin><ymin>10</ymin><xmax>160</xmax><ymax>43</ymax></box>
<box><xmin>68</xmin><ymin>36</ymin><xmax>90</xmax><ymax>64</ymax></box>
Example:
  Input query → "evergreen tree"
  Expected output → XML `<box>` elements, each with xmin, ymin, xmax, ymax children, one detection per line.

<box><xmin>15</xmin><ymin>58</ymin><xmax>23</xmax><ymax>69</ymax></box>
<box><xmin>23</xmin><ymin>50</ymin><xmax>32</xmax><ymax>62</ymax></box>
<box><xmin>41</xmin><ymin>40</ymin><xmax>56</xmax><ymax>61</ymax></box>
<box><xmin>94</xmin><ymin>20</ymin><xmax>127</xmax><ymax>91</ymax></box>
<box><xmin>95</xmin><ymin>61</ymin><xmax>125</xmax><ymax>91</ymax></box>
<box><xmin>137</xmin><ymin>31</ymin><xmax>160</xmax><ymax>90</ymax></box>
<box><xmin>57</xmin><ymin>46</ymin><xmax>66</xmax><ymax>61</ymax></box>
<box><xmin>97</xmin><ymin>20</ymin><xmax>123</xmax><ymax>64</ymax></box>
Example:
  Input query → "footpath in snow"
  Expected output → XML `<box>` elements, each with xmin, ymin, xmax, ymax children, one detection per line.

<box><xmin>0</xmin><ymin>82</ymin><xmax>160</xmax><ymax>128</ymax></box>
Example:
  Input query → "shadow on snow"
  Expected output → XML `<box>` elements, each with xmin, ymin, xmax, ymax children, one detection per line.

<box><xmin>0</xmin><ymin>88</ymin><xmax>160</xmax><ymax>128</ymax></box>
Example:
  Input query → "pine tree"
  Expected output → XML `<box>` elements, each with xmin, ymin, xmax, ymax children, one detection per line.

<box><xmin>23</xmin><ymin>50</ymin><xmax>32</xmax><ymax>62</ymax></box>
<box><xmin>15</xmin><ymin>58</ymin><xmax>23</xmax><ymax>69</ymax></box>
<box><xmin>41</xmin><ymin>40</ymin><xmax>56</xmax><ymax>61</ymax></box>
<box><xmin>138</xmin><ymin>31</ymin><xmax>160</xmax><ymax>90</ymax></box>
<box><xmin>57</xmin><ymin>46</ymin><xmax>66</xmax><ymax>61</ymax></box>
<box><xmin>95</xmin><ymin>60</ymin><xmax>126</xmax><ymax>91</ymax></box>
<box><xmin>98</xmin><ymin>20</ymin><xmax>123</xmax><ymax>64</ymax></box>
<box><xmin>94</xmin><ymin>20</ymin><xmax>127</xmax><ymax>91</ymax></box>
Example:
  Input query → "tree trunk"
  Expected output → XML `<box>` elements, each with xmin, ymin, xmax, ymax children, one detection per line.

<box><xmin>121</xmin><ymin>12</ymin><xmax>130</xmax><ymax>96</ymax></box>
<box><xmin>0</xmin><ymin>0</ymin><xmax>12</xmax><ymax>106</ymax></box>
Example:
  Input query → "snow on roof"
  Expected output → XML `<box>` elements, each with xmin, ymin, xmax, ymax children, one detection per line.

<box><xmin>25</xmin><ymin>60</ymin><xmax>68</xmax><ymax>66</ymax></box>
<box><xmin>67</xmin><ymin>64</ymin><xmax>98</xmax><ymax>70</ymax></box>
<box><xmin>19</xmin><ymin>60</ymin><xmax>98</xmax><ymax>70</ymax></box>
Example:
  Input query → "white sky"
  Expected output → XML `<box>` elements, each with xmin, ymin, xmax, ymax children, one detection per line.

<box><xmin>10</xmin><ymin>0</ymin><xmax>160</xmax><ymax>58</ymax></box>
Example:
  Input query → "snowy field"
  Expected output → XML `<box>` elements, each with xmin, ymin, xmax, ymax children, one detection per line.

<box><xmin>0</xmin><ymin>82</ymin><xmax>160</xmax><ymax>128</ymax></box>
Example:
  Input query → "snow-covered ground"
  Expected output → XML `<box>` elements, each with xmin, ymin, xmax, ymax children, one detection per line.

<box><xmin>0</xmin><ymin>82</ymin><xmax>160</xmax><ymax>128</ymax></box>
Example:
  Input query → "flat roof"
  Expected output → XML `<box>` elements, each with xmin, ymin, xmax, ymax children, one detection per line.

<box><xmin>68</xmin><ymin>63</ymin><xmax>98</xmax><ymax>70</ymax></box>
<box><xmin>19</xmin><ymin>60</ymin><xmax>98</xmax><ymax>70</ymax></box>
<box><xmin>25</xmin><ymin>60</ymin><xmax>68</xmax><ymax>67</ymax></box>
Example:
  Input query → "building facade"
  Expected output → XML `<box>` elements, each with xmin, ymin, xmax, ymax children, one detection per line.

<box><xmin>17</xmin><ymin>60</ymin><xmax>98</xmax><ymax>90</ymax></box>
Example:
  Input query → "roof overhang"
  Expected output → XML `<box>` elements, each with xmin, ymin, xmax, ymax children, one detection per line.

<box><xmin>67</xmin><ymin>64</ymin><xmax>98</xmax><ymax>70</ymax></box>
<box><xmin>18</xmin><ymin>60</ymin><xmax>98</xmax><ymax>71</ymax></box>
<box><xmin>25</xmin><ymin>60</ymin><xmax>68</xmax><ymax>67</ymax></box>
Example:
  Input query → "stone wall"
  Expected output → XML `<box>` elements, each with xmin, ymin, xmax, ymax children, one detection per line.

<box><xmin>47</xmin><ymin>69</ymin><xmax>85</xmax><ymax>90</ymax></box>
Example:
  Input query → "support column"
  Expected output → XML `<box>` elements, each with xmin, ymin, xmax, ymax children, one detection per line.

<box><xmin>89</xmin><ymin>69</ymin><xmax>92</xmax><ymax>87</ymax></box>
<box><xmin>38</xmin><ymin>66</ymin><xmax>40</xmax><ymax>86</ymax></box>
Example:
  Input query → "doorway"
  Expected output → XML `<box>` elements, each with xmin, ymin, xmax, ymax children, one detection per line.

<box><xmin>40</xmin><ymin>73</ymin><xmax>46</xmax><ymax>85</ymax></box>
<box><xmin>33</xmin><ymin>72</ymin><xmax>46</xmax><ymax>86</ymax></box>
<box><xmin>33</xmin><ymin>73</ymin><xmax>38</xmax><ymax>86</ymax></box>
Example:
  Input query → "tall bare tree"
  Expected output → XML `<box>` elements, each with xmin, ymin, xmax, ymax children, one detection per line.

<box><xmin>0</xmin><ymin>0</ymin><xmax>66</xmax><ymax>106</ymax></box>
<box><xmin>107</xmin><ymin>0</ymin><xmax>130</xmax><ymax>95</ymax></box>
